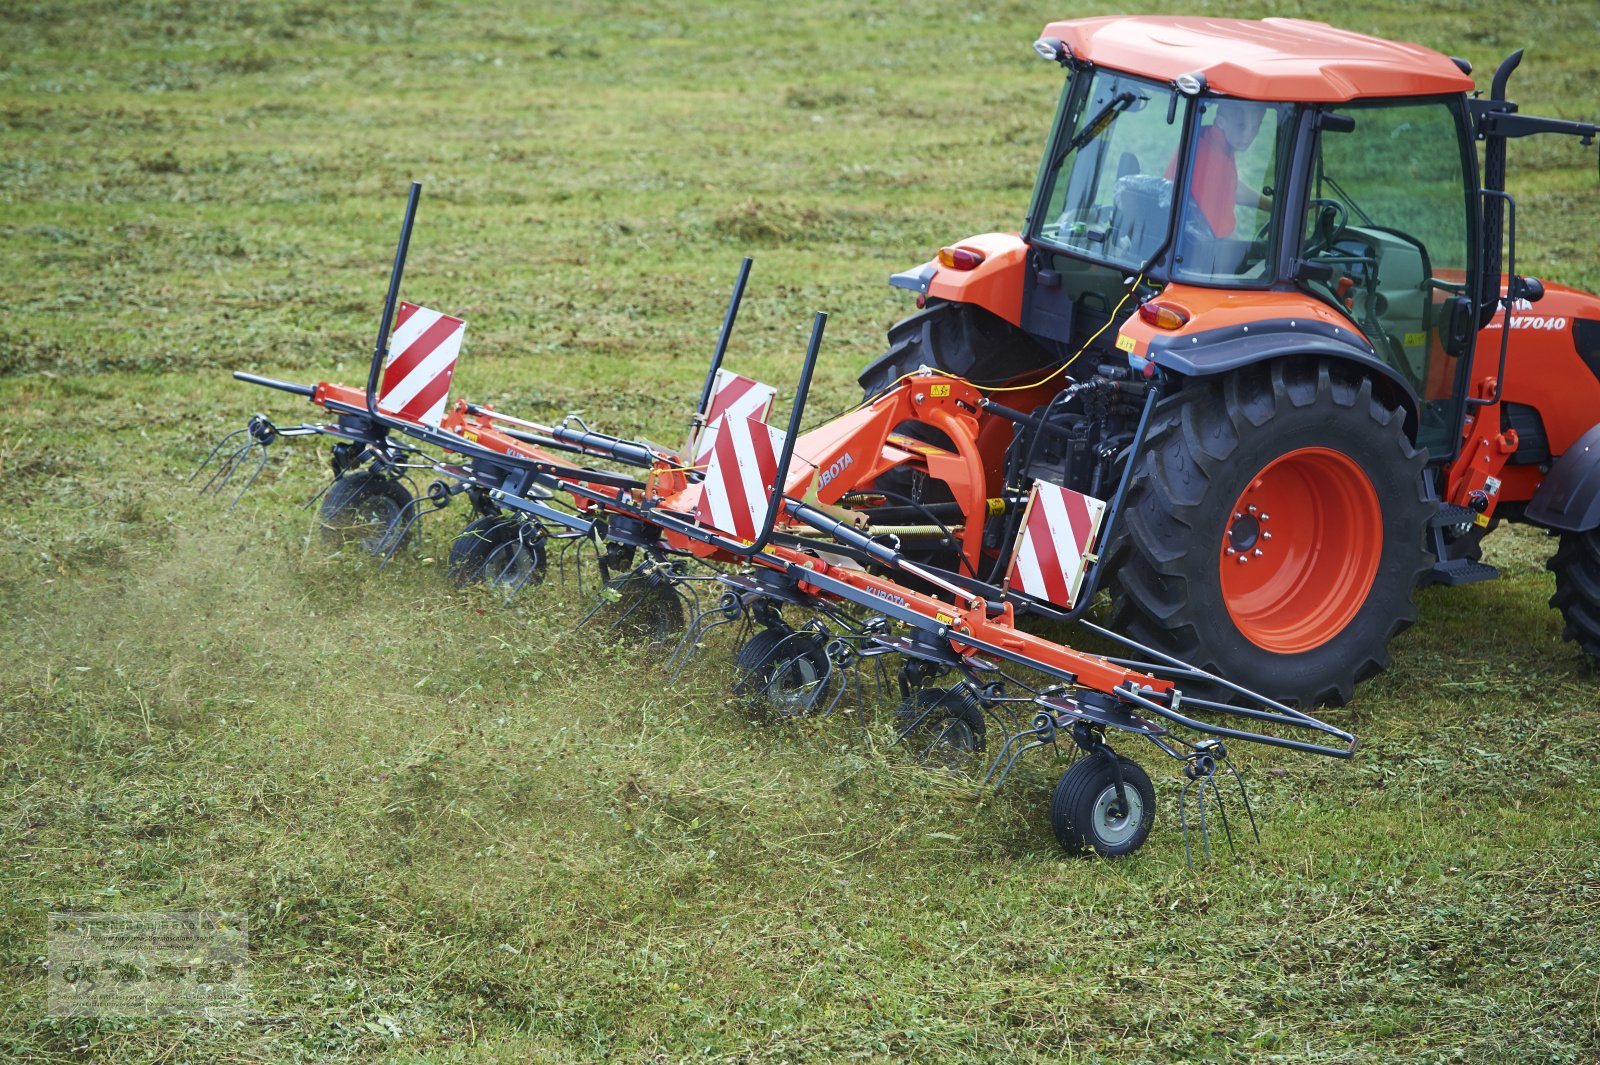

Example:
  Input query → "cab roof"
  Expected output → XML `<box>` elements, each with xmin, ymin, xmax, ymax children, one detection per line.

<box><xmin>1038</xmin><ymin>16</ymin><xmax>1475</xmax><ymax>103</ymax></box>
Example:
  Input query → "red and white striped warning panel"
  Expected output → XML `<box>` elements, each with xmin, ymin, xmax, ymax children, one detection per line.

<box><xmin>690</xmin><ymin>369</ymin><xmax>778</xmax><ymax>465</ymax></box>
<box><xmin>694</xmin><ymin>412</ymin><xmax>788</xmax><ymax>542</ymax></box>
<box><xmin>1005</xmin><ymin>480</ymin><xmax>1107</xmax><ymax>609</ymax></box>
<box><xmin>378</xmin><ymin>302</ymin><xmax>465</xmax><ymax>428</ymax></box>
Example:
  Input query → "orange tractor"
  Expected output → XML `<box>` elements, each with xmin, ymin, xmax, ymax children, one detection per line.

<box><xmin>860</xmin><ymin>16</ymin><xmax>1600</xmax><ymax>706</ymax></box>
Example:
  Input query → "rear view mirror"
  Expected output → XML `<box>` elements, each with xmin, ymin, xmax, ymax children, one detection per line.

<box><xmin>1443</xmin><ymin>295</ymin><xmax>1476</xmax><ymax>356</ymax></box>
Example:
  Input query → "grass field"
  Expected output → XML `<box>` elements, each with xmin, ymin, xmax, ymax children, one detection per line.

<box><xmin>5</xmin><ymin>1</ymin><xmax>1600</xmax><ymax>1061</ymax></box>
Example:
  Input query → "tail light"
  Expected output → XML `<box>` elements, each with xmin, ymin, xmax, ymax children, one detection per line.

<box><xmin>1137</xmin><ymin>301</ymin><xmax>1191</xmax><ymax>330</ymax></box>
<box><xmin>937</xmin><ymin>246</ymin><xmax>986</xmax><ymax>270</ymax></box>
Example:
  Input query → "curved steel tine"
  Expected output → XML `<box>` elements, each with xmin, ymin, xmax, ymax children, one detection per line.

<box><xmin>202</xmin><ymin>438</ymin><xmax>256</xmax><ymax>496</ymax></box>
<box><xmin>301</xmin><ymin>476</ymin><xmax>338</xmax><ymax>511</ymax></box>
<box><xmin>1210</xmin><ymin>775</ymin><xmax>1237</xmax><ymax>857</ymax></box>
<box><xmin>1222</xmin><ymin>755</ymin><xmax>1261</xmax><ymax>844</ymax></box>
<box><xmin>227</xmin><ymin>444</ymin><xmax>271</xmax><ymax>508</ymax></box>
<box><xmin>191</xmin><ymin>427</ymin><xmax>249</xmax><ymax>484</ymax></box>
<box><xmin>1179</xmin><ymin>772</ymin><xmax>1200</xmax><ymax>869</ymax></box>
<box><xmin>378</xmin><ymin>493</ymin><xmax>441</xmax><ymax>569</ymax></box>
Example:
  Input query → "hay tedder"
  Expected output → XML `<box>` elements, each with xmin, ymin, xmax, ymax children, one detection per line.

<box><xmin>205</xmin><ymin>17</ymin><xmax>1600</xmax><ymax>859</ymax></box>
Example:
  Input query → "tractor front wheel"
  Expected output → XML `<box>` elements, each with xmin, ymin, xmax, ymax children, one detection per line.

<box><xmin>1105</xmin><ymin>360</ymin><xmax>1432</xmax><ymax>706</ymax></box>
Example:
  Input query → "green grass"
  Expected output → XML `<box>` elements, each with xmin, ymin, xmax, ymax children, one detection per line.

<box><xmin>5</xmin><ymin>1</ymin><xmax>1600</xmax><ymax>1061</ymax></box>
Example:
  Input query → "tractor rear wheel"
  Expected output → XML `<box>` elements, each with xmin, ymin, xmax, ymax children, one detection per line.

<box><xmin>1548</xmin><ymin>527</ymin><xmax>1600</xmax><ymax>663</ymax></box>
<box><xmin>1104</xmin><ymin>359</ymin><xmax>1432</xmax><ymax>707</ymax></box>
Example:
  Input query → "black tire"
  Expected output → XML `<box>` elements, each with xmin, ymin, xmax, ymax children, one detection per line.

<box><xmin>1548</xmin><ymin>526</ymin><xmax>1600</xmax><ymax>664</ymax></box>
<box><xmin>857</xmin><ymin>301</ymin><xmax>1054</xmax><ymax>396</ymax></box>
<box><xmin>733</xmin><ymin>627</ymin><xmax>830</xmax><ymax>717</ymax></box>
<box><xmin>319</xmin><ymin>470</ymin><xmax>413</xmax><ymax>557</ymax></box>
<box><xmin>1049</xmin><ymin>753</ymin><xmax>1155</xmax><ymax>858</ymax></box>
<box><xmin>448</xmin><ymin>516</ymin><xmax>547</xmax><ymax>595</ymax></box>
<box><xmin>894</xmin><ymin>687</ymin><xmax>987</xmax><ymax>766</ymax></box>
<box><xmin>1103</xmin><ymin>359</ymin><xmax>1432</xmax><ymax>707</ymax></box>
<box><xmin>599</xmin><ymin>576</ymin><xmax>685</xmax><ymax>648</ymax></box>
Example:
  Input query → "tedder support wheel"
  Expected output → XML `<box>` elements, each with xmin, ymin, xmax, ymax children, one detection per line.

<box><xmin>733</xmin><ymin>627</ymin><xmax>830</xmax><ymax>717</ymax></box>
<box><xmin>1104</xmin><ymin>359</ymin><xmax>1433</xmax><ymax>707</ymax></box>
<box><xmin>448</xmin><ymin>515</ymin><xmax>547</xmax><ymax>595</ymax></box>
<box><xmin>1050</xmin><ymin>753</ymin><xmax>1155</xmax><ymax>858</ymax></box>
<box><xmin>1548</xmin><ymin>526</ymin><xmax>1600</xmax><ymax>664</ymax></box>
<box><xmin>895</xmin><ymin>687</ymin><xmax>987</xmax><ymax>766</ymax></box>
<box><xmin>319</xmin><ymin>470</ymin><xmax>414</xmax><ymax>557</ymax></box>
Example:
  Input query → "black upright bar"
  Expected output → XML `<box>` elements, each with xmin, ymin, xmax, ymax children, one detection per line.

<box><xmin>742</xmin><ymin>311</ymin><xmax>825</xmax><ymax>556</ymax></box>
<box><xmin>366</xmin><ymin>181</ymin><xmax>423</xmax><ymax>420</ymax></box>
<box><xmin>694</xmin><ymin>257</ymin><xmax>754</xmax><ymax>423</ymax></box>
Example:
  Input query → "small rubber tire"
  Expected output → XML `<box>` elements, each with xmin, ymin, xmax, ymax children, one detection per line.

<box><xmin>1050</xmin><ymin>753</ymin><xmax>1156</xmax><ymax>858</ymax></box>
<box><xmin>734</xmin><ymin>627</ymin><xmax>830</xmax><ymax>717</ymax></box>
<box><xmin>448</xmin><ymin>516</ymin><xmax>547</xmax><ymax>594</ymax></box>
<box><xmin>1548</xmin><ymin>526</ymin><xmax>1600</xmax><ymax>664</ymax></box>
<box><xmin>319</xmin><ymin>470</ymin><xmax>413</xmax><ymax>557</ymax></box>
<box><xmin>602</xmin><ymin>577</ymin><xmax>685</xmax><ymax>648</ymax></box>
<box><xmin>894</xmin><ymin>687</ymin><xmax>987</xmax><ymax>766</ymax></box>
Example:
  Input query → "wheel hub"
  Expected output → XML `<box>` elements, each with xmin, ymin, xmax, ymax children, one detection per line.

<box><xmin>1218</xmin><ymin>447</ymin><xmax>1382</xmax><ymax>654</ymax></box>
<box><xmin>1092</xmin><ymin>783</ymin><xmax>1143</xmax><ymax>846</ymax></box>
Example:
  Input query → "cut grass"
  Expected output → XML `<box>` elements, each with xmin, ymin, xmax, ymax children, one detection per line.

<box><xmin>4</xmin><ymin>1</ymin><xmax>1600</xmax><ymax>1061</ymax></box>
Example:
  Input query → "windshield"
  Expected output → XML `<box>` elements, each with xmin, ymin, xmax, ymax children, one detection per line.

<box><xmin>1034</xmin><ymin>69</ymin><xmax>1185</xmax><ymax>270</ymax></box>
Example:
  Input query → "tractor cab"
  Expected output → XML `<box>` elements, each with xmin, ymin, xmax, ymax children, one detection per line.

<box><xmin>1022</xmin><ymin>22</ymin><xmax>1483</xmax><ymax>460</ymax></box>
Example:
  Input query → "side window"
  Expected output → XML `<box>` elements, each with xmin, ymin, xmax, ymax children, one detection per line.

<box><xmin>1300</xmin><ymin>99</ymin><xmax>1474</xmax><ymax>454</ymax></box>
<box><xmin>1172</xmin><ymin>99</ymin><xmax>1291</xmax><ymax>284</ymax></box>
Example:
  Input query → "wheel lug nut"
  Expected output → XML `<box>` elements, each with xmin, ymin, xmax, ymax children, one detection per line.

<box><xmin>1247</xmin><ymin>504</ymin><xmax>1258</xmax><ymax>514</ymax></box>
<box><xmin>1260</xmin><ymin>513</ymin><xmax>1270</xmax><ymax>521</ymax></box>
<box><xmin>1237</xmin><ymin>555</ymin><xmax>1250</xmax><ymax>564</ymax></box>
<box><xmin>1226</xmin><ymin>546</ymin><xmax>1237</xmax><ymax>555</ymax></box>
<box><xmin>1262</xmin><ymin>531</ymin><xmax>1273</xmax><ymax>540</ymax></box>
<box><xmin>1253</xmin><ymin>548</ymin><xmax>1264</xmax><ymax>557</ymax></box>
<box><xmin>1233</xmin><ymin>511</ymin><xmax>1243</xmax><ymax>520</ymax></box>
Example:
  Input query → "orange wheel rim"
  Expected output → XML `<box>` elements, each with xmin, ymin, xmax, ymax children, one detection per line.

<box><xmin>1219</xmin><ymin>447</ymin><xmax>1382</xmax><ymax>654</ymax></box>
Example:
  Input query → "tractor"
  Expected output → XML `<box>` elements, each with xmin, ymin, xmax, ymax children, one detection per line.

<box><xmin>858</xmin><ymin>16</ymin><xmax>1600</xmax><ymax>706</ymax></box>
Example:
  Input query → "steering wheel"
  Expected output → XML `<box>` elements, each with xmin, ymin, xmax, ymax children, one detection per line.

<box><xmin>1302</xmin><ymin>198</ymin><xmax>1349</xmax><ymax>256</ymax></box>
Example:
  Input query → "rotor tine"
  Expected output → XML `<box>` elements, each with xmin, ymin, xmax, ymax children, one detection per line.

<box><xmin>980</xmin><ymin>729</ymin><xmax>1028</xmax><ymax>789</ymax></box>
<box><xmin>1197</xmin><ymin>772</ymin><xmax>1214</xmax><ymax>863</ymax></box>
<box><xmin>378</xmin><ymin>494</ymin><xmax>433</xmax><ymax>569</ymax></box>
<box><xmin>227</xmin><ymin>444</ymin><xmax>271</xmax><ymax>508</ymax></box>
<box><xmin>211</xmin><ymin>438</ymin><xmax>260</xmax><ymax>496</ymax></box>
<box><xmin>190</xmin><ymin>427</ymin><xmax>247</xmax><ymax>484</ymax></box>
<box><xmin>1179</xmin><ymin>772</ymin><xmax>1199</xmax><ymax>870</ymax></box>
<box><xmin>201</xmin><ymin>438</ymin><xmax>251</xmax><ymax>495</ymax></box>
<box><xmin>1223</xmin><ymin>755</ymin><xmax>1262</xmax><ymax>845</ymax></box>
<box><xmin>301</xmin><ymin>476</ymin><xmax>337</xmax><ymax>511</ymax></box>
<box><xmin>1209</xmin><ymin>774</ymin><xmax>1237</xmax><ymax>857</ymax></box>
<box><xmin>988</xmin><ymin>737</ymin><xmax>1049</xmax><ymax>793</ymax></box>
<box><xmin>894</xmin><ymin>701</ymin><xmax>937</xmax><ymax>746</ymax></box>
